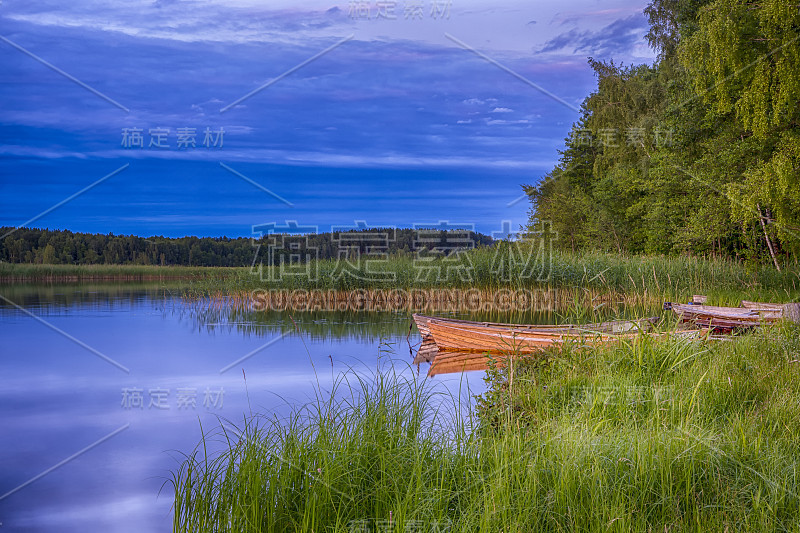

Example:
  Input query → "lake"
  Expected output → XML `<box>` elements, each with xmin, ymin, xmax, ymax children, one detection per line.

<box><xmin>0</xmin><ymin>284</ymin><xmax>489</xmax><ymax>532</ymax></box>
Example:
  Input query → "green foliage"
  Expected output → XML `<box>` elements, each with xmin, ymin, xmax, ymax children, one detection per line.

<box><xmin>681</xmin><ymin>0</ymin><xmax>800</xmax><ymax>137</ymax></box>
<box><xmin>472</xmin><ymin>323</ymin><xmax>800</xmax><ymax>530</ymax></box>
<box><xmin>527</xmin><ymin>0</ymin><xmax>800</xmax><ymax>266</ymax></box>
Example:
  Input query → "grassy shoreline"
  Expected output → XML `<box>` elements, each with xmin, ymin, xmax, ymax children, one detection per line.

<box><xmin>172</xmin><ymin>323</ymin><xmax>800</xmax><ymax>532</ymax></box>
<box><xmin>3</xmin><ymin>250</ymin><xmax>799</xmax><ymax>299</ymax></box>
<box><xmin>0</xmin><ymin>263</ymin><xmax>237</xmax><ymax>282</ymax></box>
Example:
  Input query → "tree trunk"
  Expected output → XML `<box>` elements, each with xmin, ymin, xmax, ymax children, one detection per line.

<box><xmin>757</xmin><ymin>203</ymin><xmax>781</xmax><ymax>271</ymax></box>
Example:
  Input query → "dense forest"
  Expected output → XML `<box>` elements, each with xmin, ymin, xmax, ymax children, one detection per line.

<box><xmin>0</xmin><ymin>227</ymin><xmax>493</xmax><ymax>266</ymax></box>
<box><xmin>525</xmin><ymin>0</ymin><xmax>800</xmax><ymax>268</ymax></box>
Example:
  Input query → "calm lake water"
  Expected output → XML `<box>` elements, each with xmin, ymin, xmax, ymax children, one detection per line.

<box><xmin>0</xmin><ymin>284</ymin><xmax>488</xmax><ymax>532</ymax></box>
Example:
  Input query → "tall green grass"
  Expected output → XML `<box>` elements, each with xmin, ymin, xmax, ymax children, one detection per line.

<box><xmin>476</xmin><ymin>322</ymin><xmax>800</xmax><ymax>531</ymax></box>
<box><xmin>0</xmin><ymin>262</ymin><xmax>232</xmax><ymax>281</ymax></box>
<box><xmin>195</xmin><ymin>247</ymin><xmax>800</xmax><ymax>301</ymax></box>
<box><xmin>171</xmin><ymin>367</ymin><xmax>474</xmax><ymax>532</ymax></box>
<box><xmin>5</xmin><ymin>249</ymin><xmax>799</xmax><ymax>304</ymax></box>
<box><xmin>173</xmin><ymin>323</ymin><xmax>800</xmax><ymax>532</ymax></box>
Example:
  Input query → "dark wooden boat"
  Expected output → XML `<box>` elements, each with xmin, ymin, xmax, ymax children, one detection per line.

<box><xmin>740</xmin><ymin>300</ymin><xmax>800</xmax><ymax>322</ymax></box>
<box><xmin>665</xmin><ymin>302</ymin><xmax>783</xmax><ymax>331</ymax></box>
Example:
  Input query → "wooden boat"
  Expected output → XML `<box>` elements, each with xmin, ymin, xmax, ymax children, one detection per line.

<box><xmin>413</xmin><ymin>314</ymin><xmax>705</xmax><ymax>376</ymax></box>
<box><xmin>416</xmin><ymin>300</ymin><xmax>798</xmax><ymax>376</ymax></box>
<box><xmin>427</xmin><ymin>320</ymin><xmax>622</xmax><ymax>353</ymax></box>
<box><xmin>412</xmin><ymin>314</ymin><xmax>660</xmax><ymax>364</ymax></box>
<box><xmin>740</xmin><ymin>300</ymin><xmax>800</xmax><ymax>322</ymax></box>
<box><xmin>665</xmin><ymin>302</ymin><xmax>783</xmax><ymax>331</ymax></box>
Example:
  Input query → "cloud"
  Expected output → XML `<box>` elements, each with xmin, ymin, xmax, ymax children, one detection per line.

<box><xmin>1</xmin><ymin>18</ymin><xmax>583</xmax><ymax>169</ymax></box>
<box><xmin>4</xmin><ymin>2</ymin><xmax>351</xmax><ymax>45</ymax></box>
<box><xmin>551</xmin><ymin>8</ymin><xmax>634</xmax><ymax>27</ymax></box>
<box><xmin>538</xmin><ymin>13</ymin><xmax>650</xmax><ymax>58</ymax></box>
<box><xmin>486</xmin><ymin>119</ymin><xmax>531</xmax><ymax>125</ymax></box>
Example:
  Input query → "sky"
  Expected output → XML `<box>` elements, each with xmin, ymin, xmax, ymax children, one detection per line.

<box><xmin>0</xmin><ymin>0</ymin><xmax>656</xmax><ymax>238</ymax></box>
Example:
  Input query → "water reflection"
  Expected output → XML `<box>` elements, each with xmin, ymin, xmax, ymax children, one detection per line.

<box><xmin>0</xmin><ymin>282</ymin><xmax>183</xmax><ymax>312</ymax></box>
<box><xmin>0</xmin><ymin>284</ymin><xmax>486</xmax><ymax>533</ymax></box>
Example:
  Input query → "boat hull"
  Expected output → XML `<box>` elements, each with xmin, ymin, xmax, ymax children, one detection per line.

<box><xmin>668</xmin><ymin>303</ymin><xmax>782</xmax><ymax>331</ymax></box>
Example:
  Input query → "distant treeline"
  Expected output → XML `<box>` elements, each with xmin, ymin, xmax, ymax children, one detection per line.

<box><xmin>0</xmin><ymin>227</ymin><xmax>494</xmax><ymax>266</ymax></box>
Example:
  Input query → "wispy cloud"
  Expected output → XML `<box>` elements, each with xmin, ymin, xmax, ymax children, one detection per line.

<box><xmin>539</xmin><ymin>13</ymin><xmax>651</xmax><ymax>59</ymax></box>
<box><xmin>4</xmin><ymin>2</ymin><xmax>351</xmax><ymax>45</ymax></box>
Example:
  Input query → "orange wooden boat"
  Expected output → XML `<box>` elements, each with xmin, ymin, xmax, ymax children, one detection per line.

<box><xmin>426</xmin><ymin>320</ymin><xmax>615</xmax><ymax>353</ymax></box>
<box><xmin>412</xmin><ymin>313</ymin><xmax>660</xmax><ymax>363</ymax></box>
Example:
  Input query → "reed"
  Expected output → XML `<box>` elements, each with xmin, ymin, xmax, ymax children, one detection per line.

<box><xmin>0</xmin><ymin>262</ymin><xmax>233</xmax><ymax>282</ymax></box>
<box><xmin>5</xmin><ymin>249</ymin><xmax>799</xmax><ymax>305</ymax></box>
<box><xmin>183</xmin><ymin>247</ymin><xmax>800</xmax><ymax>300</ymax></box>
<box><xmin>171</xmin><ymin>364</ymin><xmax>475</xmax><ymax>532</ymax></box>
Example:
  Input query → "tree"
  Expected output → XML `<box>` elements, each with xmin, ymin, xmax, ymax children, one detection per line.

<box><xmin>680</xmin><ymin>0</ymin><xmax>800</xmax><ymax>258</ymax></box>
<box><xmin>522</xmin><ymin>0</ymin><xmax>799</xmax><ymax>266</ymax></box>
<box><xmin>41</xmin><ymin>244</ymin><xmax>57</xmax><ymax>264</ymax></box>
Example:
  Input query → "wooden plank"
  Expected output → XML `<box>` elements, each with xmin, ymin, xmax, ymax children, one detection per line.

<box><xmin>428</xmin><ymin>322</ymin><xmax>563</xmax><ymax>353</ymax></box>
<box><xmin>412</xmin><ymin>313</ymin><xmax>657</xmax><ymax>334</ymax></box>
<box><xmin>741</xmin><ymin>300</ymin><xmax>785</xmax><ymax>310</ymax></box>
<box><xmin>670</xmin><ymin>303</ymin><xmax>780</xmax><ymax>322</ymax></box>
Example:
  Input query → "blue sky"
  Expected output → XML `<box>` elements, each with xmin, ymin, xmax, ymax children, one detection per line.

<box><xmin>0</xmin><ymin>0</ymin><xmax>655</xmax><ymax>238</ymax></box>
